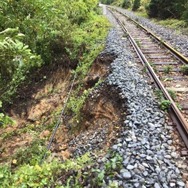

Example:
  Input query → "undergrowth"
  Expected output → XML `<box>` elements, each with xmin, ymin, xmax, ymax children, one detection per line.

<box><xmin>0</xmin><ymin>101</ymin><xmax>15</xmax><ymax>127</ymax></box>
<box><xmin>65</xmin><ymin>14</ymin><xmax>109</xmax><ymax>127</ymax></box>
<box><xmin>0</xmin><ymin>0</ymin><xmax>110</xmax><ymax>187</ymax></box>
<box><xmin>154</xmin><ymin>89</ymin><xmax>171</xmax><ymax>111</ymax></box>
<box><xmin>0</xmin><ymin>0</ymin><xmax>109</xmax><ymax>104</ymax></box>
<box><xmin>0</xmin><ymin>153</ymin><xmax>92</xmax><ymax>188</ymax></box>
<box><xmin>153</xmin><ymin>18</ymin><xmax>187</xmax><ymax>34</ymax></box>
<box><xmin>180</xmin><ymin>64</ymin><xmax>188</xmax><ymax>75</ymax></box>
<box><xmin>137</xmin><ymin>6</ymin><xmax>188</xmax><ymax>34</ymax></box>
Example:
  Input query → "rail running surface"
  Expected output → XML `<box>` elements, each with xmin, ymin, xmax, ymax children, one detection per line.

<box><xmin>108</xmin><ymin>7</ymin><xmax>188</xmax><ymax>149</ymax></box>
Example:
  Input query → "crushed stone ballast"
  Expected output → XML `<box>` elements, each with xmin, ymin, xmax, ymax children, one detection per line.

<box><xmin>88</xmin><ymin>5</ymin><xmax>187</xmax><ymax>187</ymax></box>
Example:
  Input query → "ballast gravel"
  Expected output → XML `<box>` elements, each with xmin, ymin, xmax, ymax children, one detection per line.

<box><xmin>92</xmin><ymin>6</ymin><xmax>186</xmax><ymax>187</ymax></box>
<box><xmin>100</xmin><ymin>28</ymin><xmax>186</xmax><ymax>188</ymax></box>
<box><xmin>68</xmin><ymin>5</ymin><xmax>187</xmax><ymax>187</ymax></box>
<box><xmin>99</xmin><ymin>7</ymin><xmax>186</xmax><ymax>187</ymax></box>
<box><xmin>113</xmin><ymin>6</ymin><xmax>188</xmax><ymax>58</ymax></box>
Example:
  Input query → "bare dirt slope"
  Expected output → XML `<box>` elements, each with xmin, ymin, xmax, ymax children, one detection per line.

<box><xmin>0</xmin><ymin>52</ymin><xmax>124</xmax><ymax>164</ymax></box>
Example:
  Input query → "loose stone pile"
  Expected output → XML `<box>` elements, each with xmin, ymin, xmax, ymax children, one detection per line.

<box><xmin>114</xmin><ymin>7</ymin><xmax>188</xmax><ymax>58</ymax></box>
<box><xmin>69</xmin><ymin>123</ymin><xmax>112</xmax><ymax>156</ymax></box>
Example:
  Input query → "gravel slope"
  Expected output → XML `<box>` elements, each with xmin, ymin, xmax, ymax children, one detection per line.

<box><xmin>87</xmin><ymin>5</ymin><xmax>187</xmax><ymax>187</ymax></box>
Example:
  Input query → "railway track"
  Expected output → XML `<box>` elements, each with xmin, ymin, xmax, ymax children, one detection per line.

<box><xmin>108</xmin><ymin>7</ymin><xmax>188</xmax><ymax>149</ymax></box>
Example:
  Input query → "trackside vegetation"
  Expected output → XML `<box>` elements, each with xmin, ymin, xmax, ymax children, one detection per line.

<box><xmin>0</xmin><ymin>0</ymin><xmax>108</xmax><ymax>103</ymax></box>
<box><xmin>0</xmin><ymin>0</ymin><xmax>111</xmax><ymax>187</ymax></box>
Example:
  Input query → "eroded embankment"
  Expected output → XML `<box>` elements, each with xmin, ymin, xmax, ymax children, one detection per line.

<box><xmin>50</xmin><ymin>52</ymin><xmax>126</xmax><ymax>159</ymax></box>
<box><xmin>0</xmin><ymin>46</ymin><xmax>126</xmax><ymax>164</ymax></box>
<box><xmin>0</xmin><ymin>62</ymin><xmax>72</xmax><ymax>162</ymax></box>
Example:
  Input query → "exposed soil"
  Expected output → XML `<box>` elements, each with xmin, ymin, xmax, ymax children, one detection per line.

<box><xmin>50</xmin><ymin>52</ymin><xmax>124</xmax><ymax>160</ymax></box>
<box><xmin>0</xmin><ymin>62</ymin><xmax>72</xmax><ymax>162</ymax></box>
<box><xmin>53</xmin><ymin>84</ymin><xmax>125</xmax><ymax>160</ymax></box>
<box><xmin>0</xmin><ymin>52</ymin><xmax>124</xmax><ymax>163</ymax></box>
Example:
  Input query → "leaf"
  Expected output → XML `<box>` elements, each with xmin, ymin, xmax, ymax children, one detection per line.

<box><xmin>17</xmin><ymin>33</ymin><xmax>25</xmax><ymax>38</ymax></box>
<box><xmin>0</xmin><ymin>28</ymin><xmax>19</xmax><ymax>35</ymax></box>
<box><xmin>97</xmin><ymin>170</ymin><xmax>105</xmax><ymax>181</ymax></box>
<box><xmin>0</xmin><ymin>113</ymin><xmax>5</xmax><ymax>118</ymax></box>
<box><xmin>0</xmin><ymin>173</ymin><xmax>4</xmax><ymax>178</ymax></box>
<box><xmin>35</xmin><ymin>164</ymin><xmax>42</xmax><ymax>171</ymax></box>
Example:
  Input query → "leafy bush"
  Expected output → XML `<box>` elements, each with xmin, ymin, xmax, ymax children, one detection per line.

<box><xmin>12</xmin><ymin>139</ymin><xmax>47</xmax><ymax>166</ymax></box>
<box><xmin>160</xmin><ymin>100</ymin><xmax>171</xmax><ymax>111</ymax></box>
<box><xmin>0</xmin><ymin>28</ymin><xmax>42</xmax><ymax>79</ymax></box>
<box><xmin>67</xmin><ymin>89</ymin><xmax>90</xmax><ymax>123</ymax></box>
<box><xmin>0</xmin><ymin>165</ymin><xmax>11</xmax><ymax>187</ymax></box>
<box><xmin>66</xmin><ymin>14</ymin><xmax>109</xmax><ymax>124</ymax></box>
<box><xmin>0</xmin><ymin>153</ymin><xmax>91</xmax><ymax>187</ymax></box>
<box><xmin>0</xmin><ymin>101</ymin><xmax>14</xmax><ymax>127</ymax></box>
<box><xmin>0</xmin><ymin>0</ymin><xmax>104</xmax><ymax>103</ymax></box>
<box><xmin>0</xmin><ymin>28</ymin><xmax>42</xmax><ymax>101</ymax></box>
<box><xmin>167</xmin><ymin>90</ymin><xmax>176</xmax><ymax>101</ymax></box>
<box><xmin>122</xmin><ymin>0</ymin><xmax>131</xmax><ymax>8</ymax></box>
<box><xmin>132</xmin><ymin>0</ymin><xmax>141</xmax><ymax>11</ymax></box>
<box><xmin>146</xmin><ymin>0</ymin><xmax>187</xmax><ymax>19</ymax></box>
<box><xmin>183</xmin><ymin>7</ymin><xmax>188</xmax><ymax>24</ymax></box>
<box><xmin>154</xmin><ymin>90</ymin><xmax>172</xmax><ymax>111</ymax></box>
<box><xmin>90</xmin><ymin>152</ymin><xmax>122</xmax><ymax>187</ymax></box>
<box><xmin>100</xmin><ymin>0</ymin><xmax>115</xmax><ymax>5</ymax></box>
<box><xmin>163</xmin><ymin>65</ymin><xmax>172</xmax><ymax>74</ymax></box>
<box><xmin>157</xmin><ymin>19</ymin><xmax>186</xmax><ymax>29</ymax></box>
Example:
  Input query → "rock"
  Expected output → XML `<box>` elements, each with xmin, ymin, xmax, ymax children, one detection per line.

<box><xmin>154</xmin><ymin>183</ymin><xmax>161</xmax><ymax>188</ymax></box>
<box><xmin>122</xmin><ymin>171</ymin><xmax>132</xmax><ymax>180</ymax></box>
<box><xmin>162</xmin><ymin>184</ymin><xmax>169</xmax><ymax>188</ymax></box>
<box><xmin>127</xmin><ymin>164</ymin><xmax>135</xmax><ymax>170</ymax></box>
<box><xmin>133</xmin><ymin>183</ymin><xmax>140</xmax><ymax>187</ymax></box>
<box><xmin>143</xmin><ymin>171</ymin><xmax>148</xmax><ymax>177</ymax></box>
<box><xmin>164</xmin><ymin>155</ymin><xmax>171</xmax><ymax>159</ymax></box>
<box><xmin>171</xmin><ymin>152</ymin><xmax>178</xmax><ymax>158</ymax></box>
<box><xmin>140</xmin><ymin>154</ymin><xmax>146</xmax><ymax>158</ymax></box>
<box><xmin>169</xmin><ymin>182</ymin><xmax>176</xmax><ymax>187</ymax></box>
<box><xmin>112</xmin><ymin>145</ymin><xmax>118</xmax><ymax>150</ymax></box>
<box><xmin>146</xmin><ymin>156</ymin><xmax>152</xmax><ymax>160</ymax></box>
<box><xmin>142</xmin><ymin>163</ymin><xmax>149</xmax><ymax>168</ymax></box>
<box><xmin>177</xmin><ymin>181</ymin><xmax>185</xmax><ymax>186</ymax></box>
<box><xmin>123</xmin><ymin>157</ymin><xmax>130</xmax><ymax>166</ymax></box>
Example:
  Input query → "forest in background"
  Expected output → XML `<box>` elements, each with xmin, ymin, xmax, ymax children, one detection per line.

<box><xmin>101</xmin><ymin>0</ymin><xmax>188</xmax><ymax>22</ymax></box>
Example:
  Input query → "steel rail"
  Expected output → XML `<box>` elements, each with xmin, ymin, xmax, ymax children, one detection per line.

<box><xmin>108</xmin><ymin>8</ymin><xmax>188</xmax><ymax>148</ymax></box>
<box><xmin>111</xmin><ymin>7</ymin><xmax>188</xmax><ymax>64</ymax></box>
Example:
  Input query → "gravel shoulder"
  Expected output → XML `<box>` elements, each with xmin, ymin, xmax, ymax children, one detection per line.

<box><xmin>112</xmin><ymin>6</ymin><xmax>188</xmax><ymax>58</ymax></box>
